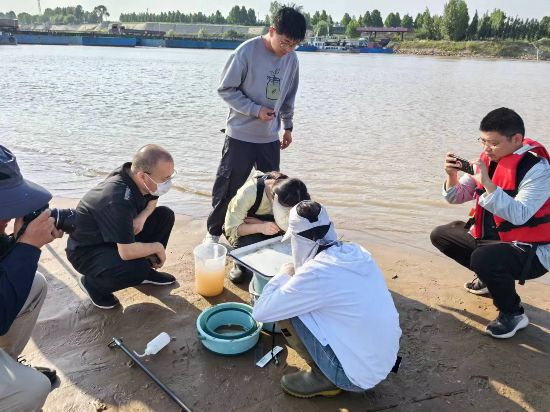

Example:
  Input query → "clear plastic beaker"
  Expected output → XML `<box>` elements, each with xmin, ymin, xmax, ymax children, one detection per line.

<box><xmin>193</xmin><ymin>243</ymin><xmax>227</xmax><ymax>297</ymax></box>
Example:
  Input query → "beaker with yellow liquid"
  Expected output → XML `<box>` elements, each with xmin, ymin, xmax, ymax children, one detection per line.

<box><xmin>193</xmin><ymin>243</ymin><xmax>227</xmax><ymax>297</ymax></box>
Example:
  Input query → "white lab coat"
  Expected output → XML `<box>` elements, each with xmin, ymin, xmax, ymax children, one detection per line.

<box><xmin>253</xmin><ymin>242</ymin><xmax>401</xmax><ymax>389</ymax></box>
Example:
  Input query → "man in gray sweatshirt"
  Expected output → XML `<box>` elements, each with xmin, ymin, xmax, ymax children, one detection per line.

<box><xmin>204</xmin><ymin>7</ymin><xmax>306</xmax><ymax>256</ymax></box>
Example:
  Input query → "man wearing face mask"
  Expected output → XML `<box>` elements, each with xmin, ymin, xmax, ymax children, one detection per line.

<box><xmin>253</xmin><ymin>201</ymin><xmax>401</xmax><ymax>398</ymax></box>
<box><xmin>66</xmin><ymin>144</ymin><xmax>176</xmax><ymax>309</ymax></box>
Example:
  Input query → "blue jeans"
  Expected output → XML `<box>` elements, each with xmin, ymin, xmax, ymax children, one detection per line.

<box><xmin>291</xmin><ymin>317</ymin><xmax>364</xmax><ymax>392</ymax></box>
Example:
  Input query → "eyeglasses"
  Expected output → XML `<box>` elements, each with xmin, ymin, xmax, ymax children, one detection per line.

<box><xmin>477</xmin><ymin>137</ymin><xmax>501</xmax><ymax>150</ymax></box>
<box><xmin>145</xmin><ymin>169</ymin><xmax>177</xmax><ymax>184</ymax></box>
<box><xmin>280</xmin><ymin>40</ymin><xmax>299</xmax><ymax>50</ymax></box>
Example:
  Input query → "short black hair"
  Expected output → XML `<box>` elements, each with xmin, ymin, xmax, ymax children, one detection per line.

<box><xmin>273</xmin><ymin>6</ymin><xmax>307</xmax><ymax>42</ymax></box>
<box><xmin>480</xmin><ymin>107</ymin><xmax>525</xmax><ymax>138</ymax></box>
<box><xmin>273</xmin><ymin>178</ymin><xmax>310</xmax><ymax>207</ymax></box>
<box><xmin>296</xmin><ymin>200</ymin><xmax>322</xmax><ymax>222</ymax></box>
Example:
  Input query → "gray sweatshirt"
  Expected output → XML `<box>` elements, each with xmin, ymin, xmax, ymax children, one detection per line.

<box><xmin>217</xmin><ymin>36</ymin><xmax>299</xmax><ymax>143</ymax></box>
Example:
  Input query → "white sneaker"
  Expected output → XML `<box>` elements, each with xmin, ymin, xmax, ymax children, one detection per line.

<box><xmin>464</xmin><ymin>277</ymin><xmax>490</xmax><ymax>295</ymax></box>
<box><xmin>203</xmin><ymin>233</ymin><xmax>220</xmax><ymax>244</ymax></box>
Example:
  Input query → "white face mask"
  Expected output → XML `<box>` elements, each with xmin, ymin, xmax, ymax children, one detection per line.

<box><xmin>144</xmin><ymin>174</ymin><xmax>172</xmax><ymax>196</ymax></box>
<box><xmin>273</xmin><ymin>195</ymin><xmax>291</xmax><ymax>231</ymax></box>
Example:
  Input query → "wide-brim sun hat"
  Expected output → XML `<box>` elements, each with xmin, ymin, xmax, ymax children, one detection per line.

<box><xmin>0</xmin><ymin>145</ymin><xmax>52</xmax><ymax>220</ymax></box>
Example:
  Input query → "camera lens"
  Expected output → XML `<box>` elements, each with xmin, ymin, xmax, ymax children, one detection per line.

<box><xmin>50</xmin><ymin>208</ymin><xmax>77</xmax><ymax>233</ymax></box>
<box><xmin>22</xmin><ymin>205</ymin><xmax>49</xmax><ymax>224</ymax></box>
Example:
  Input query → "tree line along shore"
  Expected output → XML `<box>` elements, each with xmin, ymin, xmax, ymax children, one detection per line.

<box><xmin>2</xmin><ymin>1</ymin><xmax>549</xmax><ymax>60</ymax></box>
<box><xmin>394</xmin><ymin>39</ymin><xmax>550</xmax><ymax>61</ymax></box>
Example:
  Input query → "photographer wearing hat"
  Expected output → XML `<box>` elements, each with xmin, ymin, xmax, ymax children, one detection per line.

<box><xmin>0</xmin><ymin>145</ymin><xmax>62</xmax><ymax>411</ymax></box>
<box><xmin>253</xmin><ymin>201</ymin><xmax>401</xmax><ymax>398</ymax></box>
<box><xmin>66</xmin><ymin>144</ymin><xmax>176</xmax><ymax>310</ymax></box>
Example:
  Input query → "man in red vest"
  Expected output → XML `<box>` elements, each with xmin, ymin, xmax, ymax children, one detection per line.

<box><xmin>431</xmin><ymin>107</ymin><xmax>549</xmax><ymax>339</ymax></box>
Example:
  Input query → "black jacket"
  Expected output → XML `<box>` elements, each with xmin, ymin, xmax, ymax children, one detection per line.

<box><xmin>0</xmin><ymin>242</ymin><xmax>40</xmax><ymax>335</ymax></box>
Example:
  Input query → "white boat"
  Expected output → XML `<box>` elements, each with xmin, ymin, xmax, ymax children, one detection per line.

<box><xmin>309</xmin><ymin>36</ymin><xmax>350</xmax><ymax>53</ymax></box>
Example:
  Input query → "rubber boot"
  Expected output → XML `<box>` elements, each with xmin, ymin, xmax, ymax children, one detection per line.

<box><xmin>278</xmin><ymin>319</ymin><xmax>342</xmax><ymax>398</ymax></box>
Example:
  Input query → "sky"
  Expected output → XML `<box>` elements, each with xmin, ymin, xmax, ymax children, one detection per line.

<box><xmin>2</xmin><ymin>0</ymin><xmax>549</xmax><ymax>21</ymax></box>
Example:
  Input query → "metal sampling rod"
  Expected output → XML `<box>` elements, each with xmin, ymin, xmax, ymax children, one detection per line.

<box><xmin>108</xmin><ymin>337</ymin><xmax>192</xmax><ymax>412</ymax></box>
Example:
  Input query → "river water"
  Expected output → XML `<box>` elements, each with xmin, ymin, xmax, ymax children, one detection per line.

<box><xmin>1</xmin><ymin>45</ymin><xmax>549</xmax><ymax>250</ymax></box>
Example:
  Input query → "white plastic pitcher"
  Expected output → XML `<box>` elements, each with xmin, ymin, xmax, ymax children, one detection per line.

<box><xmin>193</xmin><ymin>243</ymin><xmax>227</xmax><ymax>297</ymax></box>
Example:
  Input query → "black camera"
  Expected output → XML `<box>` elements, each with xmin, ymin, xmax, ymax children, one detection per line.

<box><xmin>23</xmin><ymin>205</ymin><xmax>77</xmax><ymax>234</ymax></box>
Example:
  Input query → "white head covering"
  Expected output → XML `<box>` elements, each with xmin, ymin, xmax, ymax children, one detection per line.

<box><xmin>282</xmin><ymin>202</ymin><xmax>338</xmax><ymax>269</ymax></box>
<box><xmin>272</xmin><ymin>194</ymin><xmax>291</xmax><ymax>231</ymax></box>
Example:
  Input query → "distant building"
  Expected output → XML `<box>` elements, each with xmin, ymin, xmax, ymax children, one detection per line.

<box><xmin>331</xmin><ymin>23</ymin><xmax>346</xmax><ymax>35</ymax></box>
<box><xmin>358</xmin><ymin>26</ymin><xmax>410</xmax><ymax>40</ymax></box>
<box><xmin>0</xmin><ymin>18</ymin><xmax>18</xmax><ymax>31</ymax></box>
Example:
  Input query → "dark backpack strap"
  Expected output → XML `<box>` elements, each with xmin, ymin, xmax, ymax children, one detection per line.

<box><xmin>507</xmin><ymin>152</ymin><xmax>542</xmax><ymax>197</ymax></box>
<box><xmin>515</xmin><ymin>152</ymin><xmax>541</xmax><ymax>194</ymax></box>
<box><xmin>391</xmin><ymin>356</ymin><xmax>402</xmax><ymax>373</ymax></box>
<box><xmin>248</xmin><ymin>175</ymin><xmax>268</xmax><ymax>217</ymax></box>
<box><xmin>497</xmin><ymin>215</ymin><xmax>550</xmax><ymax>233</ymax></box>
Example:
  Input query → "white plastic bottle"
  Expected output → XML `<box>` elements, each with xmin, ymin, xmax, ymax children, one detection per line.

<box><xmin>134</xmin><ymin>332</ymin><xmax>171</xmax><ymax>357</ymax></box>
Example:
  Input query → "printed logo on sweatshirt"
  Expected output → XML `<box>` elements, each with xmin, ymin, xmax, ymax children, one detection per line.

<box><xmin>266</xmin><ymin>69</ymin><xmax>281</xmax><ymax>101</ymax></box>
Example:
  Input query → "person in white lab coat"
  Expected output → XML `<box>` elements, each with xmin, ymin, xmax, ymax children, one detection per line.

<box><xmin>253</xmin><ymin>201</ymin><xmax>401</xmax><ymax>398</ymax></box>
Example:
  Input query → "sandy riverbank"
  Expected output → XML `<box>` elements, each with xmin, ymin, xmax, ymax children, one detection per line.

<box><xmin>20</xmin><ymin>197</ymin><xmax>550</xmax><ymax>411</ymax></box>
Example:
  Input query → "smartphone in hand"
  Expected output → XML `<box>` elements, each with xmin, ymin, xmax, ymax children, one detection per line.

<box><xmin>451</xmin><ymin>155</ymin><xmax>474</xmax><ymax>175</ymax></box>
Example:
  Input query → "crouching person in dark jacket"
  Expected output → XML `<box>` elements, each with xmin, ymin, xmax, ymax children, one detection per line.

<box><xmin>66</xmin><ymin>144</ymin><xmax>176</xmax><ymax>310</ymax></box>
<box><xmin>0</xmin><ymin>145</ymin><xmax>63</xmax><ymax>411</ymax></box>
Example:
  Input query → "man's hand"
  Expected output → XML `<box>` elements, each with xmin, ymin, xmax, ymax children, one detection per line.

<box><xmin>134</xmin><ymin>199</ymin><xmax>157</xmax><ymax>235</ymax></box>
<box><xmin>0</xmin><ymin>219</ymin><xmax>9</xmax><ymax>234</ymax></box>
<box><xmin>261</xmin><ymin>222</ymin><xmax>280</xmax><ymax>236</ymax></box>
<box><xmin>258</xmin><ymin>107</ymin><xmax>276</xmax><ymax>122</ymax></box>
<box><xmin>280</xmin><ymin>262</ymin><xmax>295</xmax><ymax>276</ymax></box>
<box><xmin>444</xmin><ymin>152</ymin><xmax>465</xmax><ymax>191</ymax></box>
<box><xmin>133</xmin><ymin>215</ymin><xmax>147</xmax><ymax>235</ymax></box>
<box><xmin>17</xmin><ymin>210</ymin><xmax>63</xmax><ymax>249</ymax></box>
<box><xmin>154</xmin><ymin>244</ymin><xmax>166</xmax><ymax>269</ymax></box>
<box><xmin>280</xmin><ymin>130</ymin><xmax>292</xmax><ymax>150</ymax></box>
<box><xmin>444</xmin><ymin>152</ymin><xmax>461</xmax><ymax>176</ymax></box>
<box><xmin>472</xmin><ymin>159</ymin><xmax>497</xmax><ymax>193</ymax></box>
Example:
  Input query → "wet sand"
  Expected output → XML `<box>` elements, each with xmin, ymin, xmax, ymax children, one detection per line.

<box><xmin>23</xmin><ymin>198</ymin><xmax>550</xmax><ymax>411</ymax></box>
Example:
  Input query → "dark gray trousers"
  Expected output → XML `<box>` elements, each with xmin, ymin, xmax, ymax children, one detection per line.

<box><xmin>430</xmin><ymin>221</ymin><xmax>547</xmax><ymax>314</ymax></box>
<box><xmin>206</xmin><ymin>136</ymin><xmax>280</xmax><ymax>237</ymax></box>
<box><xmin>67</xmin><ymin>206</ymin><xmax>175</xmax><ymax>296</ymax></box>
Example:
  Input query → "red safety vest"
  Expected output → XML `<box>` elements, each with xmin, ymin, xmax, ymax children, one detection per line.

<box><xmin>471</xmin><ymin>138</ymin><xmax>550</xmax><ymax>243</ymax></box>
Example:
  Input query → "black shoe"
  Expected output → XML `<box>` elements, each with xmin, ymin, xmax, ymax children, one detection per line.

<box><xmin>486</xmin><ymin>311</ymin><xmax>529</xmax><ymax>339</ymax></box>
<box><xmin>229</xmin><ymin>264</ymin><xmax>251</xmax><ymax>284</ymax></box>
<box><xmin>78</xmin><ymin>277</ymin><xmax>120</xmax><ymax>309</ymax></box>
<box><xmin>35</xmin><ymin>366</ymin><xmax>58</xmax><ymax>385</ymax></box>
<box><xmin>141</xmin><ymin>270</ymin><xmax>176</xmax><ymax>285</ymax></box>
<box><xmin>464</xmin><ymin>277</ymin><xmax>490</xmax><ymax>295</ymax></box>
<box><xmin>18</xmin><ymin>358</ymin><xmax>58</xmax><ymax>386</ymax></box>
